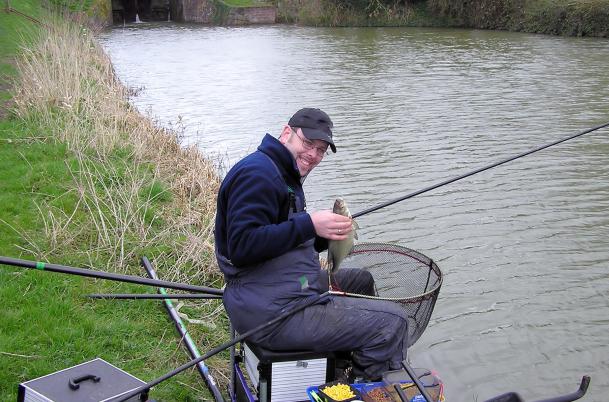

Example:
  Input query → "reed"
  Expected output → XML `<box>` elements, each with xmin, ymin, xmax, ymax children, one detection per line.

<box><xmin>427</xmin><ymin>0</ymin><xmax>609</xmax><ymax>36</ymax></box>
<box><xmin>12</xmin><ymin>14</ymin><xmax>221</xmax><ymax>282</ymax></box>
<box><xmin>277</xmin><ymin>0</ymin><xmax>424</xmax><ymax>26</ymax></box>
<box><xmin>7</xmin><ymin>11</ymin><xmax>230</xmax><ymax>395</ymax></box>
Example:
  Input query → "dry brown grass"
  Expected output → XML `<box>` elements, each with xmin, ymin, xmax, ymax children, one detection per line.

<box><xmin>12</xmin><ymin>13</ymin><xmax>221</xmax><ymax>282</ymax></box>
<box><xmin>8</xmin><ymin>12</ymin><xmax>231</xmax><ymax>393</ymax></box>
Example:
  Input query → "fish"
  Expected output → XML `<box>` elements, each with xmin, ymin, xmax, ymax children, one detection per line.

<box><xmin>327</xmin><ymin>197</ymin><xmax>358</xmax><ymax>274</ymax></box>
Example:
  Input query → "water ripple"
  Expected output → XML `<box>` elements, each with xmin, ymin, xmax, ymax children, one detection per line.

<box><xmin>100</xmin><ymin>24</ymin><xmax>609</xmax><ymax>401</ymax></box>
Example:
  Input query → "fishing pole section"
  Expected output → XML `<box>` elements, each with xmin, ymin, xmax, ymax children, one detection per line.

<box><xmin>352</xmin><ymin>120</ymin><xmax>609</xmax><ymax>219</ymax></box>
<box><xmin>87</xmin><ymin>293</ymin><xmax>222</xmax><ymax>299</ymax></box>
<box><xmin>141</xmin><ymin>256</ymin><xmax>225</xmax><ymax>402</ymax></box>
<box><xmin>0</xmin><ymin>255</ymin><xmax>223</xmax><ymax>295</ymax></box>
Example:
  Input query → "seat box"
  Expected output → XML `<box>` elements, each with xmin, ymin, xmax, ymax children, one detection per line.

<box><xmin>241</xmin><ymin>342</ymin><xmax>337</xmax><ymax>402</ymax></box>
<box><xmin>17</xmin><ymin>358</ymin><xmax>148</xmax><ymax>402</ymax></box>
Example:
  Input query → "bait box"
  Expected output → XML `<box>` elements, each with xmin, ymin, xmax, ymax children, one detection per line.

<box><xmin>17</xmin><ymin>358</ymin><xmax>147</xmax><ymax>402</ymax></box>
<box><xmin>358</xmin><ymin>383</ymin><xmax>394</xmax><ymax>402</ymax></box>
<box><xmin>317</xmin><ymin>380</ymin><xmax>360</xmax><ymax>402</ymax></box>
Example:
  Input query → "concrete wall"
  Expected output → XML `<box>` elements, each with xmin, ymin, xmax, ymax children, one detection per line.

<box><xmin>227</xmin><ymin>6</ymin><xmax>276</xmax><ymax>25</ymax></box>
<box><xmin>171</xmin><ymin>0</ymin><xmax>276</xmax><ymax>24</ymax></box>
<box><xmin>171</xmin><ymin>0</ymin><xmax>215</xmax><ymax>23</ymax></box>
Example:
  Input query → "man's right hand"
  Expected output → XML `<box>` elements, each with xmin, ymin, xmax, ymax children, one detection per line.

<box><xmin>309</xmin><ymin>210</ymin><xmax>353</xmax><ymax>240</ymax></box>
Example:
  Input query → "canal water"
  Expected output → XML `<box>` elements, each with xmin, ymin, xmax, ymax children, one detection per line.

<box><xmin>100</xmin><ymin>23</ymin><xmax>609</xmax><ymax>401</ymax></box>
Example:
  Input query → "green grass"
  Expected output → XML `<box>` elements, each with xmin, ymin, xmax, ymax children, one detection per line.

<box><xmin>0</xmin><ymin>2</ymin><xmax>228</xmax><ymax>400</ymax></box>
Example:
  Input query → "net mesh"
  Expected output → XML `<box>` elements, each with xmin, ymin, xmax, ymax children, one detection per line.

<box><xmin>338</xmin><ymin>242</ymin><xmax>443</xmax><ymax>347</ymax></box>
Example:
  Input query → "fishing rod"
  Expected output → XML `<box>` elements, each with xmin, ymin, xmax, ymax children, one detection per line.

<box><xmin>113</xmin><ymin>291</ymin><xmax>331</xmax><ymax>402</ymax></box>
<box><xmin>87</xmin><ymin>293</ymin><xmax>222</xmax><ymax>300</ymax></box>
<box><xmin>399</xmin><ymin>360</ymin><xmax>435</xmax><ymax>402</ymax></box>
<box><xmin>141</xmin><ymin>256</ymin><xmax>225</xmax><ymax>402</ymax></box>
<box><xmin>352</xmin><ymin>121</ymin><xmax>609</xmax><ymax>219</ymax></box>
<box><xmin>0</xmin><ymin>256</ymin><xmax>223</xmax><ymax>295</ymax></box>
<box><xmin>484</xmin><ymin>375</ymin><xmax>590</xmax><ymax>402</ymax></box>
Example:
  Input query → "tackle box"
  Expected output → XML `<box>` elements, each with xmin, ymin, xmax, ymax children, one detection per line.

<box><xmin>17</xmin><ymin>358</ymin><xmax>148</xmax><ymax>402</ymax></box>
<box><xmin>233</xmin><ymin>341</ymin><xmax>340</xmax><ymax>402</ymax></box>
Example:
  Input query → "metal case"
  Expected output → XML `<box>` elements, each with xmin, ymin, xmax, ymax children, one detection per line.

<box><xmin>17</xmin><ymin>358</ymin><xmax>148</xmax><ymax>402</ymax></box>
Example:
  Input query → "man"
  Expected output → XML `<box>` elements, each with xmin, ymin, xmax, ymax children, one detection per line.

<box><xmin>215</xmin><ymin>108</ymin><xmax>408</xmax><ymax>380</ymax></box>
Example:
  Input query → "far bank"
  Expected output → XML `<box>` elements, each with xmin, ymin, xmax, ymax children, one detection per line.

<box><xmin>102</xmin><ymin>0</ymin><xmax>609</xmax><ymax>37</ymax></box>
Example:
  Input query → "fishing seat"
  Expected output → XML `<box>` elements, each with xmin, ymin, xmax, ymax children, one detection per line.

<box><xmin>232</xmin><ymin>340</ymin><xmax>350</xmax><ymax>402</ymax></box>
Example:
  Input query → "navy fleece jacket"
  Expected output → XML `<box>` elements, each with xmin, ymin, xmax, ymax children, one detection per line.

<box><xmin>215</xmin><ymin>134</ymin><xmax>323</xmax><ymax>268</ymax></box>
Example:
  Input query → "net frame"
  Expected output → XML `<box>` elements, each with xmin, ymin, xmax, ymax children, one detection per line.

<box><xmin>332</xmin><ymin>242</ymin><xmax>443</xmax><ymax>347</ymax></box>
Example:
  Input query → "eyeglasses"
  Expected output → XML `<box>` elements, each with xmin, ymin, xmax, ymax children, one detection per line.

<box><xmin>291</xmin><ymin>128</ymin><xmax>329</xmax><ymax>158</ymax></box>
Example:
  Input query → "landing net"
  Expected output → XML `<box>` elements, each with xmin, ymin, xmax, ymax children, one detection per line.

<box><xmin>337</xmin><ymin>242</ymin><xmax>442</xmax><ymax>347</ymax></box>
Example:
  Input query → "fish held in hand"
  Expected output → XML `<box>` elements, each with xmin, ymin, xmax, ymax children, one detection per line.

<box><xmin>328</xmin><ymin>198</ymin><xmax>358</xmax><ymax>273</ymax></box>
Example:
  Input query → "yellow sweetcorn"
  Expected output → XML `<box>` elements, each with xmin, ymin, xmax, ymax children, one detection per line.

<box><xmin>322</xmin><ymin>383</ymin><xmax>356</xmax><ymax>401</ymax></box>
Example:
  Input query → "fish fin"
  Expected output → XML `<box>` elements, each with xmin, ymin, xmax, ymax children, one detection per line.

<box><xmin>353</xmin><ymin>220</ymin><xmax>360</xmax><ymax>230</ymax></box>
<box><xmin>326</xmin><ymin>250</ymin><xmax>334</xmax><ymax>272</ymax></box>
<box><xmin>353</xmin><ymin>231</ymin><xmax>358</xmax><ymax>240</ymax></box>
<box><xmin>329</xmin><ymin>253</ymin><xmax>339</xmax><ymax>273</ymax></box>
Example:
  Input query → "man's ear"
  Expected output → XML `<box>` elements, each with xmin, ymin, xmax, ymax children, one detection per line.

<box><xmin>278</xmin><ymin>125</ymin><xmax>292</xmax><ymax>145</ymax></box>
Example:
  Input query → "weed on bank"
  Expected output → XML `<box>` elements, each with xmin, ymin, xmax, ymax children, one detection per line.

<box><xmin>0</xmin><ymin>2</ymin><xmax>228</xmax><ymax>400</ymax></box>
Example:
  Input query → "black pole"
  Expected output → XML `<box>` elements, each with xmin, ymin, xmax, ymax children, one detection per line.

<box><xmin>141</xmin><ymin>256</ymin><xmax>225</xmax><ymax>402</ymax></box>
<box><xmin>352</xmin><ymin>121</ymin><xmax>609</xmax><ymax>219</ymax></box>
<box><xmin>0</xmin><ymin>255</ymin><xmax>223</xmax><ymax>295</ymax></box>
<box><xmin>87</xmin><ymin>293</ymin><xmax>222</xmax><ymax>300</ymax></box>
<box><xmin>483</xmin><ymin>375</ymin><xmax>590</xmax><ymax>402</ymax></box>
<box><xmin>532</xmin><ymin>375</ymin><xmax>590</xmax><ymax>402</ymax></box>
<box><xmin>400</xmin><ymin>360</ymin><xmax>435</xmax><ymax>402</ymax></box>
<box><xmin>113</xmin><ymin>291</ymin><xmax>330</xmax><ymax>402</ymax></box>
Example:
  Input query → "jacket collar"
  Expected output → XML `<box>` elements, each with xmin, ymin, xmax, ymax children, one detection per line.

<box><xmin>258</xmin><ymin>134</ymin><xmax>301</xmax><ymax>183</ymax></box>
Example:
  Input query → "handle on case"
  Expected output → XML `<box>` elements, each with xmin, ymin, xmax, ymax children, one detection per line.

<box><xmin>69</xmin><ymin>374</ymin><xmax>101</xmax><ymax>390</ymax></box>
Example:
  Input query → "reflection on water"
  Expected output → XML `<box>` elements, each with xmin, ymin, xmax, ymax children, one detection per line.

<box><xmin>100</xmin><ymin>24</ymin><xmax>609</xmax><ymax>401</ymax></box>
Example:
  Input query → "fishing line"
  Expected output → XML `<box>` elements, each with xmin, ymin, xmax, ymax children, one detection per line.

<box><xmin>352</xmin><ymin>121</ymin><xmax>609</xmax><ymax>219</ymax></box>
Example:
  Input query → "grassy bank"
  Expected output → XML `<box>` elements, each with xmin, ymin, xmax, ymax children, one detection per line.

<box><xmin>428</xmin><ymin>0</ymin><xmax>609</xmax><ymax>37</ymax></box>
<box><xmin>277</xmin><ymin>0</ymin><xmax>445</xmax><ymax>27</ymax></box>
<box><xmin>0</xmin><ymin>2</ymin><xmax>227</xmax><ymax>400</ymax></box>
<box><xmin>277</xmin><ymin>0</ymin><xmax>609</xmax><ymax>36</ymax></box>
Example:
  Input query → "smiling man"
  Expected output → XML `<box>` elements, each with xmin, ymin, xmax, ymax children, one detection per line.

<box><xmin>214</xmin><ymin>108</ymin><xmax>409</xmax><ymax>381</ymax></box>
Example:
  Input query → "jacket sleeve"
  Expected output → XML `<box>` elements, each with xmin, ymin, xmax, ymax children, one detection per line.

<box><xmin>224</xmin><ymin>166</ymin><xmax>316</xmax><ymax>267</ymax></box>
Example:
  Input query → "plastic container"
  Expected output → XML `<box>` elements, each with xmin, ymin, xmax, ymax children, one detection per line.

<box><xmin>359</xmin><ymin>383</ymin><xmax>394</xmax><ymax>402</ymax></box>
<box><xmin>317</xmin><ymin>380</ymin><xmax>361</xmax><ymax>402</ymax></box>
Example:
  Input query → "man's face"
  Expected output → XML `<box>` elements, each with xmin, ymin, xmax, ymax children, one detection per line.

<box><xmin>280</xmin><ymin>126</ymin><xmax>328</xmax><ymax>177</ymax></box>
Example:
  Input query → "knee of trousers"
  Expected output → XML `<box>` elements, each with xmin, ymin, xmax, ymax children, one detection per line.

<box><xmin>380</xmin><ymin>310</ymin><xmax>409</xmax><ymax>348</ymax></box>
<box><xmin>367</xmin><ymin>311</ymin><xmax>408</xmax><ymax>348</ymax></box>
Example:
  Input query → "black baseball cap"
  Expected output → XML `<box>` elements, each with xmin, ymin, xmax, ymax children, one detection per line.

<box><xmin>288</xmin><ymin>108</ymin><xmax>336</xmax><ymax>153</ymax></box>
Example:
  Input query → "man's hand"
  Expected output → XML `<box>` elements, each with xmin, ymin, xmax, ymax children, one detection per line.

<box><xmin>309</xmin><ymin>210</ymin><xmax>353</xmax><ymax>240</ymax></box>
